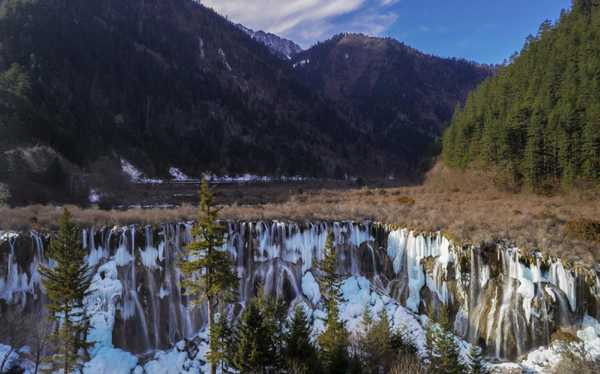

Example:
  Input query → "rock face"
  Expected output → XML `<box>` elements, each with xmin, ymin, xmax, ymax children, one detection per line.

<box><xmin>1</xmin><ymin>222</ymin><xmax>599</xmax><ymax>360</ymax></box>
<box><xmin>235</xmin><ymin>23</ymin><xmax>302</xmax><ymax>58</ymax></box>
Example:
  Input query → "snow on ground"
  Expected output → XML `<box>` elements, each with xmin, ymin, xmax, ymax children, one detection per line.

<box><xmin>89</xmin><ymin>188</ymin><xmax>101</xmax><ymax>203</ymax></box>
<box><xmin>120</xmin><ymin>160</ymin><xmax>162</xmax><ymax>184</ymax></box>
<box><xmin>169</xmin><ymin>168</ymin><xmax>196</xmax><ymax>182</ymax></box>
<box><xmin>0</xmin><ymin>344</ymin><xmax>19</xmax><ymax>372</ymax></box>
<box><xmin>303</xmin><ymin>275</ymin><xmax>430</xmax><ymax>356</ymax></box>
<box><xmin>519</xmin><ymin>314</ymin><xmax>600</xmax><ymax>373</ymax></box>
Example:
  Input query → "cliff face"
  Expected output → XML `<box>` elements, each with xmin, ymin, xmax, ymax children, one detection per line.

<box><xmin>235</xmin><ymin>23</ymin><xmax>302</xmax><ymax>58</ymax></box>
<box><xmin>1</xmin><ymin>221</ymin><xmax>599</xmax><ymax>369</ymax></box>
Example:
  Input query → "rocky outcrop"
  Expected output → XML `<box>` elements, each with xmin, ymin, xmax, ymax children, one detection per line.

<box><xmin>235</xmin><ymin>23</ymin><xmax>302</xmax><ymax>58</ymax></box>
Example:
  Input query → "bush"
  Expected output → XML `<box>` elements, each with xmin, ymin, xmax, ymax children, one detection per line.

<box><xmin>396</xmin><ymin>196</ymin><xmax>415</xmax><ymax>206</ymax></box>
<box><xmin>564</xmin><ymin>218</ymin><xmax>600</xmax><ymax>242</ymax></box>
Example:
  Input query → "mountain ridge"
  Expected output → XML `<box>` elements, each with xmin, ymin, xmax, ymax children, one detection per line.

<box><xmin>0</xmin><ymin>0</ymin><xmax>490</xmax><ymax>201</ymax></box>
<box><xmin>234</xmin><ymin>23</ymin><xmax>302</xmax><ymax>58</ymax></box>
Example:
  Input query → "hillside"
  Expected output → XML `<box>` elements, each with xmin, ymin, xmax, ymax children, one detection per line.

<box><xmin>442</xmin><ymin>0</ymin><xmax>600</xmax><ymax>190</ymax></box>
<box><xmin>0</xmin><ymin>0</ymin><xmax>368</xmax><ymax>180</ymax></box>
<box><xmin>292</xmin><ymin>34</ymin><xmax>494</xmax><ymax>162</ymax></box>
<box><xmin>0</xmin><ymin>0</ymin><xmax>506</xmax><ymax>210</ymax></box>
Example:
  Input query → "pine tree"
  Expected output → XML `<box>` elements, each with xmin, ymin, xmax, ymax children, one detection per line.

<box><xmin>177</xmin><ymin>178</ymin><xmax>240</xmax><ymax>374</ymax></box>
<box><xmin>435</xmin><ymin>305</ymin><xmax>465</xmax><ymax>374</ymax></box>
<box><xmin>315</xmin><ymin>230</ymin><xmax>348</xmax><ymax>374</ymax></box>
<box><xmin>285</xmin><ymin>303</ymin><xmax>317</xmax><ymax>374</ymax></box>
<box><xmin>233</xmin><ymin>301</ymin><xmax>268</xmax><ymax>373</ymax></box>
<box><xmin>207</xmin><ymin>310</ymin><xmax>234</xmax><ymax>373</ymax></box>
<box><xmin>38</xmin><ymin>207</ymin><xmax>93</xmax><ymax>374</ymax></box>
<box><xmin>256</xmin><ymin>284</ymin><xmax>286</xmax><ymax>372</ymax></box>
<box><xmin>425</xmin><ymin>305</ymin><xmax>441</xmax><ymax>370</ymax></box>
<box><xmin>466</xmin><ymin>340</ymin><xmax>487</xmax><ymax>374</ymax></box>
<box><xmin>370</xmin><ymin>308</ymin><xmax>393</xmax><ymax>373</ymax></box>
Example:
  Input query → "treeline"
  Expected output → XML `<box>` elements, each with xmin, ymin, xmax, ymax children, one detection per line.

<box><xmin>208</xmin><ymin>289</ymin><xmax>488</xmax><ymax>374</ymax></box>
<box><xmin>442</xmin><ymin>0</ymin><xmax>600</xmax><ymax>189</ymax></box>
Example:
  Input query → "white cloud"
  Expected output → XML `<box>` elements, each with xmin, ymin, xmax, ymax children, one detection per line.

<box><xmin>420</xmin><ymin>26</ymin><xmax>428</xmax><ymax>32</ymax></box>
<box><xmin>200</xmin><ymin>0</ymin><xmax>399</xmax><ymax>47</ymax></box>
<box><xmin>347</xmin><ymin>11</ymin><xmax>399</xmax><ymax>36</ymax></box>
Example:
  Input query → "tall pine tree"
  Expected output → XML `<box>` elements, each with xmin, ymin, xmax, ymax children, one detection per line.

<box><xmin>466</xmin><ymin>340</ymin><xmax>487</xmax><ymax>374</ymax></box>
<box><xmin>233</xmin><ymin>300</ymin><xmax>269</xmax><ymax>373</ymax></box>
<box><xmin>315</xmin><ymin>230</ymin><xmax>348</xmax><ymax>374</ymax></box>
<box><xmin>177</xmin><ymin>178</ymin><xmax>240</xmax><ymax>374</ymax></box>
<box><xmin>285</xmin><ymin>303</ymin><xmax>317</xmax><ymax>374</ymax></box>
<box><xmin>256</xmin><ymin>284</ymin><xmax>286</xmax><ymax>372</ymax></box>
<box><xmin>207</xmin><ymin>310</ymin><xmax>234</xmax><ymax>373</ymax></box>
<box><xmin>38</xmin><ymin>207</ymin><xmax>93</xmax><ymax>374</ymax></box>
<box><xmin>425</xmin><ymin>305</ymin><xmax>465</xmax><ymax>374</ymax></box>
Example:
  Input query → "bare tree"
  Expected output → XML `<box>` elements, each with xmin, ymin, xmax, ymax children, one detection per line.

<box><xmin>550</xmin><ymin>333</ymin><xmax>600</xmax><ymax>374</ymax></box>
<box><xmin>25</xmin><ymin>315</ymin><xmax>55</xmax><ymax>374</ymax></box>
<box><xmin>0</xmin><ymin>310</ymin><xmax>28</xmax><ymax>372</ymax></box>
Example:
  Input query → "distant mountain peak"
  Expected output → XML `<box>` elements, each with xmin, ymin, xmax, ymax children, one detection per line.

<box><xmin>235</xmin><ymin>23</ymin><xmax>302</xmax><ymax>59</ymax></box>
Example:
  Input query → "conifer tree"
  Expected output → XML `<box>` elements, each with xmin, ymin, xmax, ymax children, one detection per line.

<box><xmin>233</xmin><ymin>301</ymin><xmax>268</xmax><ymax>373</ymax></box>
<box><xmin>285</xmin><ymin>303</ymin><xmax>317</xmax><ymax>374</ymax></box>
<box><xmin>425</xmin><ymin>305</ymin><xmax>441</xmax><ymax>370</ymax></box>
<box><xmin>207</xmin><ymin>310</ymin><xmax>234</xmax><ymax>373</ymax></box>
<box><xmin>177</xmin><ymin>178</ymin><xmax>240</xmax><ymax>374</ymax></box>
<box><xmin>38</xmin><ymin>207</ymin><xmax>93</xmax><ymax>374</ymax></box>
<box><xmin>426</xmin><ymin>305</ymin><xmax>465</xmax><ymax>374</ymax></box>
<box><xmin>370</xmin><ymin>308</ymin><xmax>393</xmax><ymax>373</ymax></box>
<box><xmin>256</xmin><ymin>284</ymin><xmax>286</xmax><ymax>372</ymax></box>
<box><xmin>315</xmin><ymin>230</ymin><xmax>348</xmax><ymax>374</ymax></box>
<box><xmin>466</xmin><ymin>340</ymin><xmax>487</xmax><ymax>374</ymax></box>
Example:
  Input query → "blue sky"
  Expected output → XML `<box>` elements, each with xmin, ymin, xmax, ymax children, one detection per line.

<box><xmin>201</xmin><ymin>0</ymin><xmax>573</xmax><ymax>64</ymax></box>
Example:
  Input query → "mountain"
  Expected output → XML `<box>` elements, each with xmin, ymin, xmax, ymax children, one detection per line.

<box><xmin>0</xmin><ymin>0</ymin><xmax>491</xmax><ymax>185</ymax></box>
<box><xmin>235</xmin><ymin>23</ymin><xmax>302</xmax><ymax>59</ymax></box>
<box><xmin>292</xmin><ymin>34</ymin><xmax>494</xmax><ymax>161</ymax></box>
<box><xmin>442</xmin><ymin>0</ymin><xmax>600</xmax><ymax>189</ymax></box>
<box><xmin>0</xmin><ymin>0</ymin><xmax>359</xmax><ymax>178</ymax></box>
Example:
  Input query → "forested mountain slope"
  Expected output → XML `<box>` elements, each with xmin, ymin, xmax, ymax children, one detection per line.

<box><xmin>442</xmin><ymin>0</ymin><xmax>600</xmax><ymax>189</ymax></box>
<box><xmin>0</xmin><ymin>0</ymin><xmax>492</xmax><ymax>181</ymax></box>
<box><xmin>0</xmin><ymin>0</ymin><xmax>360</xmax><ymax>178</ymax></box>
<box><xmin>292</xmin><ymin>34</ymin><xmax>493</xmax><ymax>162</ymax></box>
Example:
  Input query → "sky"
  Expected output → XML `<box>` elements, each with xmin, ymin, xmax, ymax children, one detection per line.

<box><xmin>200</xmin><ymin>0</ymin><xmax>573</xmax><ymax>65</ymax></box>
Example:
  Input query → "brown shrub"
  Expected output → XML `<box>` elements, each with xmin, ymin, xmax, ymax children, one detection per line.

<box><xmin>551</xmin><ymin>330</ymin><xmax>579</xmax><ymax>345</ymax></box>
<box><xmin>396</xmin><ymin>196</ymin><xmax>415</xmax><ymax>206</ymax></box>
<box><xmin>565</xmin><ymin>218</ymin><xmax>600</xmax><ymax>242</ymax></box>
<box><xmin>386</xmin><ymin>354</ymin><xmax>428</xmax><ymax>374</ymax></box>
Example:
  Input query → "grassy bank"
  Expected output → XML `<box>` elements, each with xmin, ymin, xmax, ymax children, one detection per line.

<box><xmin>2</xmin><ymin>179</ymin><xmax>599</xmax><ymax>263</ymax></box>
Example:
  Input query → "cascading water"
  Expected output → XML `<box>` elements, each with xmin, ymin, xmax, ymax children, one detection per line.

<box><xmin>1</xmin><ymin>222</ymin><xmax>599</xmax><ymax>362</ymax></box>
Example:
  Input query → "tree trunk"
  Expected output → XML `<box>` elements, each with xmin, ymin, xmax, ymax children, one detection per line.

<box><xmin>65</xmin><ymin>308</ymin><xmax>69</xmax><ymax>374</ymax></box>
<box><xmin>208</xmin><ymin>296</ymin><xmax>216</xmax><ymax>374</ymax></box>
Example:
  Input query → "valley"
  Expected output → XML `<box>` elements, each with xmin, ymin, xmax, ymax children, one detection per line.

<box><xmin>1</xmin><ymin>0</ymin><xmax>600</xmax><ymax>373</ymax></box>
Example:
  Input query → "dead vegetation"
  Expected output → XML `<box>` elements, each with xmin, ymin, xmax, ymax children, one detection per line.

<box><xmin>1</xmin><ymin>162</ymin><xmax>600</xmax><ymax>263</ymax></box>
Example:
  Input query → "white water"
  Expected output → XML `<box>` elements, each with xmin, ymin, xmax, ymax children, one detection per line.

<box><xmin>0</xmin><ymin>221</ymin><xmax>598</xmax><ymax>372</ymax></box>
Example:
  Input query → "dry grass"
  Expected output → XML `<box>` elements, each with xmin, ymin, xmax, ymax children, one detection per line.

<box><xmin>2</xmin><ymin>162</ymin><xmax>600</xmax><ymax>264</ymax></box>
<box><xmin>0</xmin><ymin>204</ymin><xmax>198</xmax><ymax>232</ymax></box>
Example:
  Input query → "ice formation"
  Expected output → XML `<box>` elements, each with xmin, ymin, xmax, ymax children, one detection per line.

<box><xmin>1</xmin><ymin>221</ymin><xmax>600</xmax><ymax>373</ymax></box>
